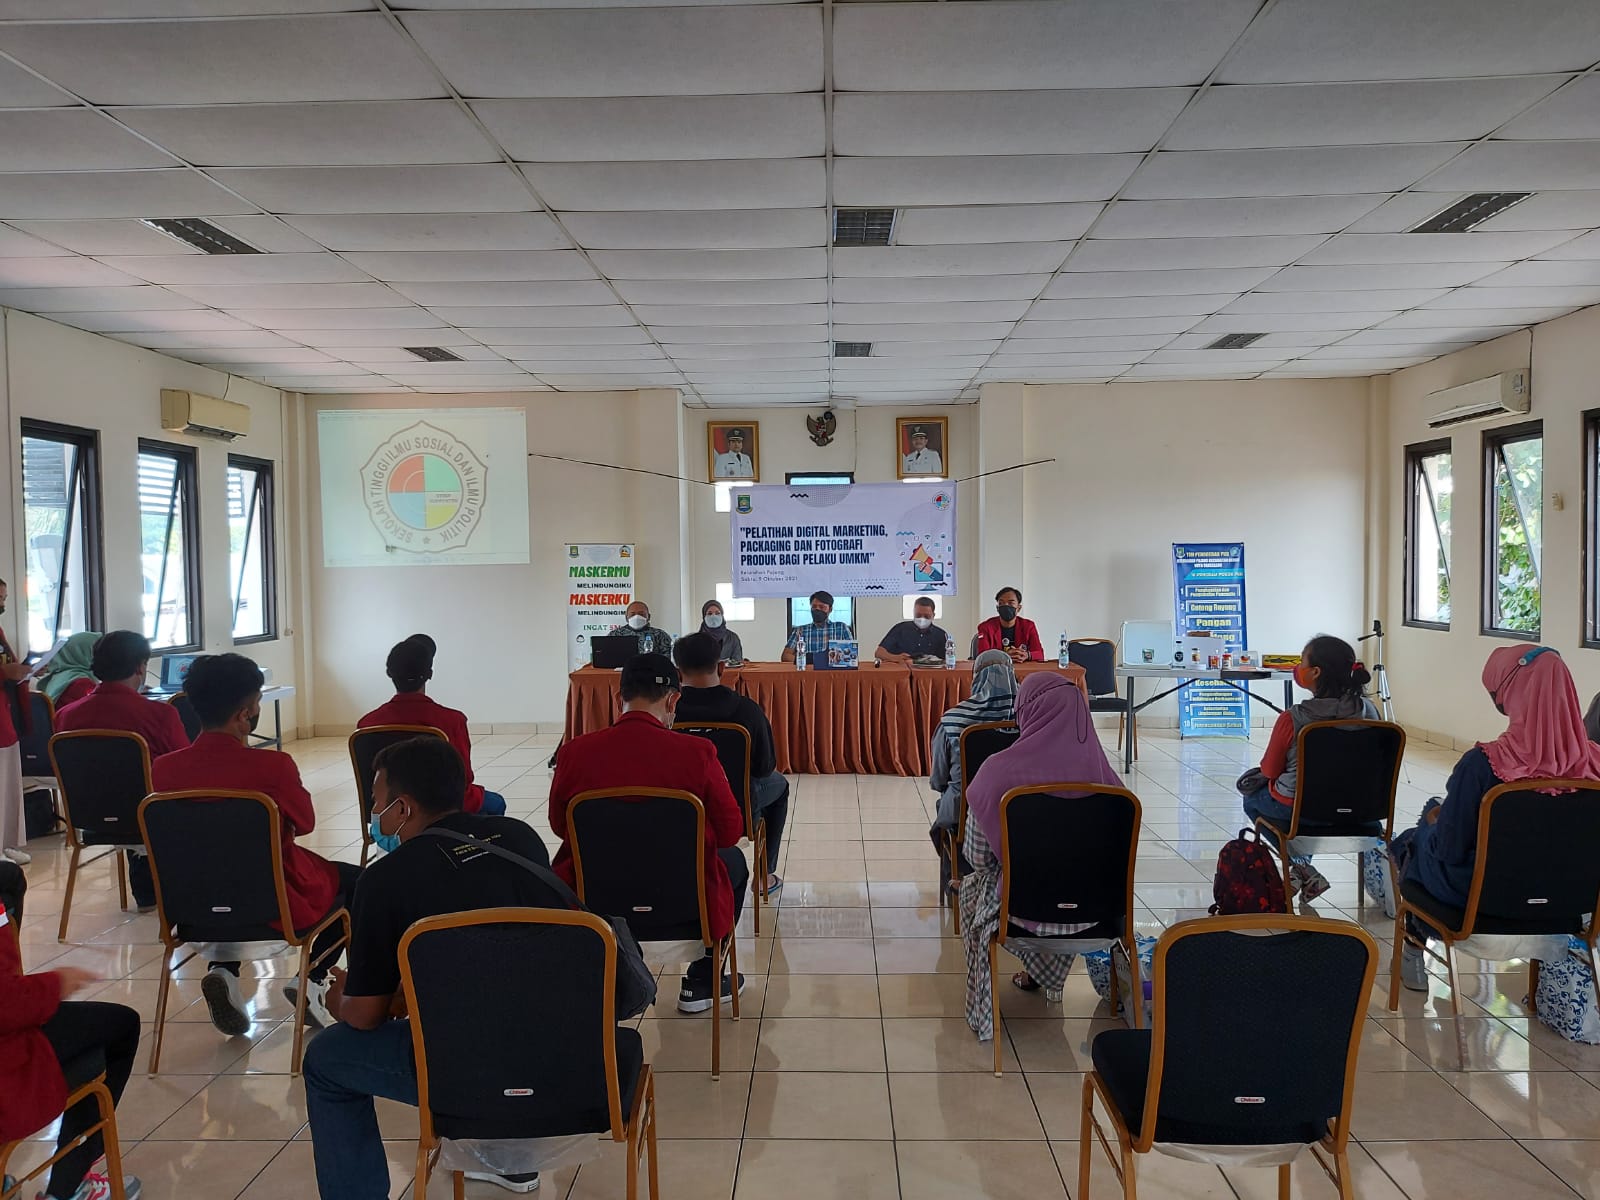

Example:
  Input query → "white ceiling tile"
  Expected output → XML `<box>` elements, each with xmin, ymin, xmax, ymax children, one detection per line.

<box><xmin>0</xmin><ymin>224</ymin><xmax>74</xmax><ymax>257</ymax></box>
<box><xmin>634</xmin><ymin>303</ymin><xmax>826</xmax><ymax>326</ymax></box>
<box><xmin>0</xmin><ymin>171</ymin><xmax>254</xmax><ymax>219</ymax></box>
<box><xmin>1095</xmin><ymin>195</ymin><xmax>1388</xmax><ymax>238</ymax></box>
<box><xmin>587</xmin><ymin>248</ymin><xmax>823</xmax><ymax>280</ymax></box>
<box><xmin>833</xmin><ymin>1</ymin><xmax>1258</xmax><ymax>91</ymax></box>
<box><xmin>1187</xmin><ymin>313</ymin><xmax>1371</xmax><ymax>332</ymax></box>
<box><xmin>0</xmin><ymin>57</ymin><xmax>71</xmax><ymax>106</ymax></box>
<box><xmin>0</xmin><ymin>110</ymin><xmax>175</xmax><ymax>172</ymax></box>
<box><xmin>1424</xmin><ymin>142</ymin><xmax>1600</xmax><ymax>192</ymax></box>
<box><xmin>1380</xmin><ymin>308</ymin><xmax>1566</xmax><ymax>328</ymax></box>
<box><xmin>0</xmin><ymin>2</ymin><xmax>374</xmax><ymax>16</ymax></box>
<box><xmin>868</xmin><ymin>341</ymin><xmax>1001</xmax><ymax>358</ymax></box>
<box><xmin>1474</xmin><ymin>192</ymin><xmax>1600</xmax><ymax>231</ymax></box>
<box><xmin>1472</xmin><ymin>260</ymin><xmax>1600</xmax><ymax>287</ymax></box>
<box><xmin>290</xmin><ymin>328</ymin><xmax>481</xmax><ymax>348</ymax></box>
<box><xmin>282</xmin><ymin>212</ymin><xmax>566</xmax><ymax>251</ymax></box>
<box><xmin>403</xmin><ymin>6</ymin><xmax>820</xmax><ymax>97</ymax></box>
<box><xmin>220</xmin><ymin>360</ymin><xmax>374</xmax><ymax>376</ymax></box>
<box><xmin>227</xmin><ymin>306</ymin><xmax>445</xmax><ymax>329</ymax></box>
<box><xmin>1166</xmin><ymin>77</ymin><xmax>1564</xmax><ymax>150</ymax></box>
<box><xmin>831</xmin><ymin>372</ymin><xmax>972</xmax><ymax>385</ymax></box>
<box><xmin>614</xmin><ymin>279</ymin><xmax>827</xmax><ymax>305</ymax></box>
<box><xmin>834</xmin><ymin>89</ymin><xmax>1190</xmax><ymax>156</ymax></box>
<box><xmin>1029</xmin><ymin>294</ymin><xmax>1236</xmax><ymax>316</ymax></box>
<box><xmin>1219</xmin><ymin>0</ymin><xmax>1600</xmax><ymax>82</ymax></box>
<box><xmin>832</xmin><ymin>300</ymin><xmax>1030</xmax><ymax>324</ymax></box>
<box><xmin>513</xmin><ymin>358</ymin><xmax>671</xmax><ymax>374</ymax></box>
<box><xmin>560</xmin><ymin>209</ymin><xmax>824</xmax><ymax>251</ymax></box>
<box><xmin>427</xmin><ymin>304</ymin><xmax>640</xmax><ymax>326</ymax></box>
<box><xmin>46</xmin><ymin>309</ymin><xmax>254</xmax><ymax>333</ymax></box>
<box><xmin>460</xmin><ymin>325</ymin><xmax>649</xmax><ymax>346</ymax></box>
<box><xmin>393</xmin><ymin>281</ymin><xmax>618</xmax><ymax>306</ymax></box>
<box><xmin>214</xmin><ymin>165</ymin><xmax>533</xmax><ymax>214</ymax></box>
<box><xmin>167</xmin><ymin>282</ymin><xmax>407</xmax><ymax>309</ymax></box>
<box><xmin>834</xmin><ymin>155</ymin><xmax>1141</xmax><ymax>206</ymax></box>
<box><xmin>385</xmin><ymin>372</ymin><xmax>547</xmax><ymax>387</ymax></box>
<box><xmin>989</xmin><ymin>350</ymin><xmax>1147</xmax><ymax>366</ymax></box>
<box><xmin>1260</xmin><ymin>263</ymin><xmax>1504</xmax><ymax>290</ymax></box>
<box><xmin>1124</xmin><ymin>144</ymin><xmax>1466</xmax><ymax>199</ymax></box>
<box><xmin>682</xmin><ymin>361</ymin><xmax>827</xmax><ymax>375</ymax></box>
<box><xmin>1045</xmin><ymin>267</ymin><xmax>1270</xmax><ymax>295</ymax></box>
<box><xmin>693</xmin><ymin>383</ymin><xmax>828</xmax><ymax>396</ymax></box>
<box><xmin>1164</xmin><ymin>331</ymin><xmax>1345</xmax><ymax>349</ymax></box>
<box><xmin>521</xmin><ymin>160</ymin><xmax>823</xmax><ymax>211</ymax></box>
<box><xmin>261</xmin><ymin>374</ymin><xmax>400</xmax><ymax>388</ymax></box>
<box><xmin>0</xmin><ymin>15</ymin><xmax>442</xmax><ymax>104</ymax></box>
<box><xmin>359</xmin><ymin>358</ymin><xmax>524</xmax><ymax>375</ymax></box>
<box><xmin>976</xmin><ymin>369</ymin><xmax>1113</xmax><ymax>383</ymax></box>
<box><xmin>328</xmin><ymin>345</ymin><xmax>507</xmax><ymax>363</ymax></box>
<box><xmin>1140</xmin><ymin>349</ymin><xmax>1288</xmax><ymax>365</ymax></box>
<box><xmin>484</xmin><ymin>344</ymin><xmax>663</xmax><ymax>361</ymax></box>
<box><xmin>1538</xmin><ymin>230</ymin><xmax>1600</xmax><ymax>259</ymax></box>
<box><xmin>1268</xmin><ymin>357</ymin><xmax>1425</xmax><ymax>371</ymax></box>
<box><xmin>829</xmin><ymin>323</ymin><xmax>1017</xmax><ymax>344</ymax></box>
<box><xmin>1338</xmin><ymin>325</ymin><xmax>1522</xmax><ymax>345</ymax></box>
<box><xmin>1069</xmin><ymin>236</ymin><xmax>1325</xmax><ymax>271</ymax></box>
<box><xmin>1304</xmin><ymin>342</ymin><xmax>1473</xmax><ymax>359</ymax></box>
<box><xmin>830</xmin><ymin>361</ymin><xmax>986</xmax><ymax>374</ymax></box>
<box><xmin>998</xmin><ymin>335</ymin><xmax>1171</xmax><ymax>353</ymax></box>
<box><xmin>1118</xmin><ymin>366</ymin><xmax>1262</xmax><ymax>379</ymax></box>
<box><xmin>834</xmin><ymin>243</ymin><xmax>1070</xmax><ymax>277</ymax></box>
<box><xmin>95</xmin><ymin>253</ymin><xmax>367</xmax><ymax>286</ymax></box>
<box><xmin>1427</xmin><ymin>285</ymin><xmax>1600</xmax><ymax>309</ymax></box>
<box><xmin>125</xmin><ymin>330</ymin><xmax>297</xmax><ymax>350</ymax></box>
<box><xmin>6</xmin><ymin>219</ymin><xmax>199</xmax><ymax>255</ymax></box>
<box><xmin>651</xmin><ymin>324</ymin><xmax>829</xmax><ymax>344</ymax></box>
<box><xmin>341</xmin><ymin>250</ymin><xmax>595</xmax><ymax>282</ymax></box>
<box><xmin>0</xmin><ymin>257</ymin><xmax>143</xmax><ymax>288</ymax></box>
<box><xmin>890</xmin><ymin>204</ymin><xmax>1101</xmax><ymax>246</ymax></box>
<box><xmin>0</xmin><ymin>284</ymin><xmax>197</xmax><ymax>311</ymax></box>
<box><xmin>538</xmin><ymin>374</ymin><xmax>684</xmax><ymax>388</ymax></box>
<box><xmin>1498</xmin><ymin>76</ymin><xmax>1600</xmax><ymax>140</ymax></box>
<box><xmin>832</xmin><ymin>276</ymin><xmax>1047</xmax><ymax>303</ymax></box>
<box><xmin>1341</xmin><ymin>193</ymin><xmax>1466</xmax><ymax>234</ymax></box>
<box><xmin>662</xmin><ymin>343</ymin><xmax>823</xmax><ymax>360</ymax></box>
<box><xmin>1299</xmin><ymin>231</ymin><xmax>1579</xmax><ymax>264</ymax></box>
<box><xmin>207</xmin><ymin>217</ymin><xmax>329</xmax><ymax>254</ymax></box>
<box><xmin>474</xmin><ymin>96</ymin><xmax>822</xmax><ymax>161</ymax></box>
<box><xmin>1011</xmin><ymin>316</ymin><xmax>1200</xmax><ymax>337</ymax></box>
<box><xmin>111</xmin><ymin>101</ymin><xmax>497</xmax><ymax>168</ymax></box>
<box><xmin>1222</xmin><ymin>288</ymin><xmax>1445</xmax><ymax>313</ymax></box>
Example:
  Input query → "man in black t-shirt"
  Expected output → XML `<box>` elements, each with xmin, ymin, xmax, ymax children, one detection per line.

<box><xmin>303</xmin><ymin>737</ymin><xmax>561</xmax><ymax>1199</ymax></box>
<box><xmin>874</xmin><ymin>595</ymin><xmax>950</xmax><ymax>665</ymax></box>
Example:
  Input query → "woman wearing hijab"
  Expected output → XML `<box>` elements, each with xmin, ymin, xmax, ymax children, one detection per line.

<box><xmin>35</xmin><ymin>631</ymin><xmax>101</xmax><ymax>709</ymax></box>
<box><xmin>1391</xmin><ymin>645</ymin><xmax>1600</xmax><ymax>990</ymax></box>
<box><xmin>929</xmin><ymin>649</ymin><xmax>1018</xmax><ymax>849</ymax></box>
<box><xmin>696</xmin><ymin>600</ymin><xmax>744</xmax><ymax>665</ymax></box>
<box><xmin>959</xmin><ymin>672</ymin><xmax>1121</xmax><ymax>1040</ymax></box>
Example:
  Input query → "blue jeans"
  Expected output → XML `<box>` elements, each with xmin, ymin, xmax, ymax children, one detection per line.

<box><xmin>751</xmin><ymin>772</ymin><xmax>789</xmax><ymax>876</ymax></box>
<box><xmin>304</xmin><ymin>1020</ymin><xmax>419</xmax><ymax>1200</ymax></box>
<box><xmin>1239</xmin><ymin>787</ymin><xmax>1313</xmax><ymax>865</ymax></box>
<box><xmin>480</xmin><ymin>790</ymin><xmax>507</xmax><ymax>817</ymax></box>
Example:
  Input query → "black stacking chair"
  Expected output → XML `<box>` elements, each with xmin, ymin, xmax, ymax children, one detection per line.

<box><xmin>567</xmin><ymin>787</ymin><xmax>739</xmax><ymax>1079</ymax></box>
<box><xmin>400</xmin><ymin>909</ymin><xmax>659</xmax><ymax>1200</ymax></box>
<box><xmin>15</xmin><ymin>688</ymin><xmax>58</xmax><ymax>781</ymax></box>
<box><xmin>1068</xmin><ymin>638</ymin><xmax>1136</xmax><ymax>759</ymax></box>
<box><xmin>49</xmin><ymin>730</ymin><xmax>154</xmax><ymax>942</ymax></box>
<box><xmin>940</xmin><ymin>721</ymin><xmax>1019</xmax><ymax>933</ymax></box>
<box><xmin>347</xmin><ymin>725</ymin><xmax>449</xmax><ymax>866</ymax></box>
<box><xmin>1082</xmin><ymin>916</ymin><xmax>1377</xmax><ymax>1200</ymax></box>
<box><xmin>0</xmin><ymin>1052</ymin><xmax>130</xmax><ymax>1200</ymax></box>
<box><xmin>989</xmin><ymin>782</ymin><xmax>1143</xmax><ymax>1075</ymax></box>
<box><xmin>674</xmin><ymin>722</ymin><xmax>768</xmax><ymax>934</ymax></box>
<box><xmin>1389</xmin><ymin>779</ymin><xmax>1600</xmax><ymax>1069</ymax></box>
<box><xmin>166</xmin><ymin>692</ymin><xmax>202</xmax><ymax>742</ymax></box>
<box><xmin>1252</xmin><ymin>720</ymin><xmax>1406</xmax><ymax>911</ymax></box>
<box><xmin>138</xmin><ymin>789</ymin><xmax>350</xmax><ymax>1076</ymax></box>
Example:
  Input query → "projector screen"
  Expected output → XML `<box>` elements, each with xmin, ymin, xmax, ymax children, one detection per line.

<box><xmin>318</xmin><ymin>408</ymin><xmax>530</xmax><ymax>568</ymax></box>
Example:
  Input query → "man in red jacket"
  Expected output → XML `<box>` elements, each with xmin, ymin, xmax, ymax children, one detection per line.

<box><xmin>55</xmin><ymin>630</ymin><xmax>191</xmax><ymax>912</ymax></box>
<box><xmin>549</xmin><ymin>654</ymin><xmax>748</xmax><ymax>1013</ymax></box>
<box><xmin>151</xmin><ymin>654</ymin><xmax>360</xmax><ymax>1038</ymax></box>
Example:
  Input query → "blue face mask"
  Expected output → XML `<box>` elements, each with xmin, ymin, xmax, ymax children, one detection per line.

<box><xmin>369</xmin><ymin>797</ymin><xmax>405</xmax><ymax>855</ymax></box>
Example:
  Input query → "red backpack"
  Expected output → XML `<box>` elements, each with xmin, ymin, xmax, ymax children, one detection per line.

<box><xmin>1209</xmin><ymin>828</ymin><xmax>1287</xmax><ymax>915</ymax></box>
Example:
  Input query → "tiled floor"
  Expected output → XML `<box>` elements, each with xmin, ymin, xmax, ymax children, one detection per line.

<box><xmin>9</xmin><ymin>727</ymin><xmax>1600</xmax><ymax>1199</ymax></box>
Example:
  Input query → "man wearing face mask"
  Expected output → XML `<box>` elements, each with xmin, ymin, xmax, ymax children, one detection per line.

<box><xmin>974</xmin><ymin>586</ymin><xmax>1044</xmax><ymax>663</ymax></box>
<box><xmin>151</xmin><ymin>653</ymin><xmax>360</xmax><ymax>1037</ymax></box>
<box><xmin>609</xmin><ymin>600</ymin><xmax>673</xmax><ymax>657</ymax></box>
<box><xmin>780</xmin><ymin>590</ymin><xmax>854</xmax><ymax>664</ymax></box>
<box><xmin>875</xmin><ymin>596</ymin><xmax>950</xmax><ymax>666</ymax></box>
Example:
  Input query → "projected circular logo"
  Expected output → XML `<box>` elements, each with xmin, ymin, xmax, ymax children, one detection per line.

<box><xmin>361</xmin><ymin>421</ymin><xmax>488</xmax><ymax>554</ymax></box>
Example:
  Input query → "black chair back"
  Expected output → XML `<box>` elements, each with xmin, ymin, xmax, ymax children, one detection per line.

<box><xmin>998</xmin><ymin>785</ymin><xmax>1140</xmax><ymax>932</ymax></box>
<box><xmin>402</xmin><ymin>909</ymin><xmax>637</xmax><ymax>1141</ymax></box>
<box><xmin>957</xmin><ymin>722</ymin><xmax>1019</xmax><ymax>841</ymax></box>
<box><xmin>15</xmin><ymin>691</ymin><xmax>55</xmax><ymax>775</ymax></box>
<box><xmin>1472</xmin><ymin>782</ymin><xmax>1600</xmax><ymax>926</ymax></box>
<box><xmin>49</xmin><ymin>731</ymin><xmax>153</xmax><ymax>847</ymax></box>
<box><xmin>1067</xmin><ymin>639</ymin><xmax>1118</xmax><ymax>697</ymax></box>
<box><xmin>568</xmin><ymin>789</ymin><xmax>708</xmax><ymax>943</ymax></box>
<box><xmin>168</xmin><ymin>693</ymin><xmax>202</xmax><ymax>742</ymax></box>
<box><xmin>348</xmin><ymin>725</ymin><xmax>448</xmax><ymax>826</ymax></box>
<box><xmin>139</xmin><ymin>791</ymin><xmax>289</xmax><ymax>942</ymax></box>
<box><xmin>1295</xmin><ymin>720</ymin><xmax>1406</xmax><ymax>831</ymax></box>
<box><xmin>674</xmin><ymin>722</ymin><xmax>754</xmax><ymax>836</ymax></box>
<box><xmin>1147</xmin><ymin>919</ymin><xmax>1374</xmax><ymax>1145</ymax></box>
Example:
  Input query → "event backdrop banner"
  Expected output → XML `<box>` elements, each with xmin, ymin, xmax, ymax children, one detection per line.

<box><xmin>318</xmin><ymin>408</ymin><xmax>530</xmax><ymax>568</ymax></box>
<box><xmin>730</xmin><ymin>482</ymin><xmax>957</xmax><ymax>598</ymax></box>
<box><xmin>1172</xmin><ymin>542</ymin><xmax>1249</xmax><ymax>737</ymax></box>
<box><xmin>566</xmin><ymin>543</ymin><xmax>635</xmax><ymax>670</ymax></box>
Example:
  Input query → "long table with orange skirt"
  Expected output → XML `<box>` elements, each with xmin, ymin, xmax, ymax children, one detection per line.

<box><xmin>563</xmin><ymin>660</ymin><xmax>1086</xmax><ymax>776</ymax></box>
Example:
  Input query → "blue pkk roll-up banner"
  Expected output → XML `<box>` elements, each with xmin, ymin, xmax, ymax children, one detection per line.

<box><xmin>1173</xmin><ymin>542</ymin><xmax>1249</xmax><ymax>738</ymax></box>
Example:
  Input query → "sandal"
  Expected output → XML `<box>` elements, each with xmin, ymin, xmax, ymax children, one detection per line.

<box><xmin>1011</xmin><ymin>972</ymin><xmax>1042</xmax><ymax>992</ymax></box>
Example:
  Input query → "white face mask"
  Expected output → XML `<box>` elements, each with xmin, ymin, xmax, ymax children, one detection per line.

<box><xmin>704</xmin><ymin>614</ymin><xmax>724</xmax><ymax>629</ymax></box>
<box><xmin>913</xmin><ymin>617</ymin><xmax>931</xmax><ymax>630</ymax></box>
<box><xmin>627</xmin><ymin>614</ymin><xmax>649</xmax><ymax>630</ymax></box>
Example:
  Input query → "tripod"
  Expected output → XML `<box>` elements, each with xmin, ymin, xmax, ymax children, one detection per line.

<box><xmin>1357</xmin><ymin>619</ymin><xmax>1394</xmax><ymax>722</ymax></box>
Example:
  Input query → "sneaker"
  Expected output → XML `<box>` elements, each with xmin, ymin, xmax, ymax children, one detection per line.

<box><xmin>201</xmin><ymin>967</ymin><xmax>250</xmax><ymax>1036</ymax></box>
<box><xmin>1400</xmin><ymin>943</ymin><xmax>1429</xmax><ymax>992</ymax></box>
<box><xmin>134</xmin><ymin>903</ymin><xmax>157</xmax><ymax>915</ymax></box>
<box><xmin>677</xmin><ymin>971</ymin><xmax>747</xmax><ymax>1014</ymax></box>
<box><xmin>40</xmin><ymin>1171</ymin><xmax>143</xmax><ymax>1200</ymax></box>
<box><xmin>2</xmin><ymin>847</ymin><xmax>31</xmax><ymax>865</ymax></box>
<box><xmin>282</xmin><ymin>976</ymin><xmax>333</xmax><ymax>1029</ymax></box>
<box><xmin>1289</xmin><ymin>863</ymin><xmax>1331</xmax><ymax>901</ymax></box>
<box><xmin>463</xmin><ymin>1172</ymin><xmax>539</xmax><ymax>1193</ymax></box>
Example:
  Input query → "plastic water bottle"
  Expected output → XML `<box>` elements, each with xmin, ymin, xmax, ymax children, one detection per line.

<box><xmin>1059</xmin><ymin>633</ymin><xmax>1070</xmax><ymax>669</ymax></box>
<box><xmin>945</xmin><ymin>635</ymin><xmax>957</xmax><ymax>670</ymax></box>
<box><xmin>794</xmin><ymin>630</ymin><xmax>806</xmax><ymax>671</ymax></box>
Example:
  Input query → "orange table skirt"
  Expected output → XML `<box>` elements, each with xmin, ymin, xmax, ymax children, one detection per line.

<box><xmin>564</xmin><ymin>660</ymin><xmax>1085</xmax><ymax>777</ymax></box>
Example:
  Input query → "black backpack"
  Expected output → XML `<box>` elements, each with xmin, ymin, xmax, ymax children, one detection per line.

<box><xmin>24</xmin><ymin>787</ymin><xmax>63</xmax><ymax>841</ymax></box>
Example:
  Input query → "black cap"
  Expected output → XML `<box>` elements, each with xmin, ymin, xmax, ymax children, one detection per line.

<box><xmin>620</xmin><ymin>653</ymin><xmax>678</xmax><ymax>691</ymax></box>
<box><xmin>727</xmin><ymin>428</ymin><xmax>745</xmax><ymax>440</ymax></box>
<box><xmin>910</xmin><ymin>425</ymin><xmax>927</xmax><ymax>437</ymax></box>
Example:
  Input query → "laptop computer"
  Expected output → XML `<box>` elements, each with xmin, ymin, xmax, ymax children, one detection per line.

<box><xmin>158</xmin><ymin>652</ymin><xmax>201</xmax><ymax>693</ymax></box>
<box><xmin>590</xmin><ymin>635</ymin><xmax>638</xmax><ymax>669</ymax></box>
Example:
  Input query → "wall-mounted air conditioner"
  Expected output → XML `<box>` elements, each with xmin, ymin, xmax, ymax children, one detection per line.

<box><xmin>160</xmin><ymin>389</ymin><xmax>251</xmax><ymax>441</ymax></box>
<box><xmin>1425</xmin><ymin>371</ymin><xmax>1530</xmax><ymax>430</ymax></box>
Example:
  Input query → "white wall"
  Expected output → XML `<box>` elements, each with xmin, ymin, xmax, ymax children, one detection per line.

<box><xmin>0</xmin><ymin>311</ymin><xmax>301</xmax><ymax>736</ymax></box>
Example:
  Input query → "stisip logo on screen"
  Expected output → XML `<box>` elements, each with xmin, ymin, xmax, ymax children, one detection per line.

<box><xmin>360</xmin><ymin>420</ymin><xmax>487</xmax><ymax>552</ymax></box>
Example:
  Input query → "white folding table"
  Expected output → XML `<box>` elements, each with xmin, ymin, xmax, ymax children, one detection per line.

<box><xmin>1114</xmin><ymin>666</ymin><xmax>1297</xmax><ymax>774</ymax></box>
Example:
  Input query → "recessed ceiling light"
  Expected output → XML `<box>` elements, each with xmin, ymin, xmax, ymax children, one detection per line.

<box><xmin>403</xmin><ymin>346</ymin><xmax>465</xmax><ymax>362</ymax></box>
<box><xmin>833</xmin><ymin>209</ymin><xmax>897</xmax><ymax>247</ymax></box>
<box><xmin>1205</xmin><ymin>332</ymin><xmax>1267</xmax><ymax>349</ymax></box>
<box><xmin>1408</xmin><ymin>192</ymin><xmax>1534</xmax><ymax>234</ymax></box>
<box><xmin>833</xmin><ymin>341</ymin><xmax>872</xmax><ymax>357</ymax></box>
<box><xmin>141</xmin><ymin>217</ymin><xmax>260</xmax><ymax>255</ymax></box>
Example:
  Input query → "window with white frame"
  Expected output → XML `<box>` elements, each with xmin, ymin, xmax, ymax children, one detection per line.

<box><xmin>227</xmin><ymin>455</ymin><xmax>276</xmax><ymax>642</ymax></box>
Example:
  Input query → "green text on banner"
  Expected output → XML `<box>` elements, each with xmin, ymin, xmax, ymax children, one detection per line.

<box><xmin>566</xmin><ymin>544</ymin><xmax>635</xmax><ymax>670</ymax></box>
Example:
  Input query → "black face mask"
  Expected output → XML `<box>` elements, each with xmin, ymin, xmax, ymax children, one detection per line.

<box><xmin>997</xmin><ymin>604</ymin><xmax>1017</xmax><ymax>622</ymax></box>
<box><xmin>810</xmin><ymin>609</ymin><xmax>829</xmax><ymax>625</ymax></box>
<box><xmin>248</xmin><ymin>711</ymin><xmax>261</xmax><ymax>733</ymax></box>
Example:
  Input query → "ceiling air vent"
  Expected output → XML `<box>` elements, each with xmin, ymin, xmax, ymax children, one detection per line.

<box><xmin>141</xmin><ymin>217</ymin><xmax>260</xmax><ymax>255</ymax></box>
<box><xmin>1409</xmin><ymin>192</ymin><xmax>1533</xmax><ymax>234</ymax></box>
<box><xmin>833</xmin><ymin>341</ymin><xmax>872</xmax><ymax>357</ymax></box>
<box><xmin>1205</xmin><ymin>332</ymin><xmax>1267</xmax><ymax>350</ymax></box>
<box><xmin>403</xmin><ymin>346</ymin><xmax>465</xmax><ymax>362</ymax></box>
<box><xmin>833</xmin><ymin>209</ymin><xmax>897</xmax><ymax>247</ymax></box>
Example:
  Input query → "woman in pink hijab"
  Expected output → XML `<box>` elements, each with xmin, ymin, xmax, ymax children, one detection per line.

<box><xmin>959</xmin><ymin>672</ymin><xmax>1121</xmax><ymax>1040</ymax></box>
<box><xmin>1391</xmin><ymin>645</ymin><xmax>1600</xmax><ymax>989</ymax></box>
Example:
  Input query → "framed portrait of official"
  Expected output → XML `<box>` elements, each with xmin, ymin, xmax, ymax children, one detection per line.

<box><xmin>707</xmin><ymin>421</ymin><xmax>760</xmax><ymax>482</ymax></box>
<box><xmin>896</xmin><ymin>415</ymin><xmax>948</xmax><ymax>479</ymax></box>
